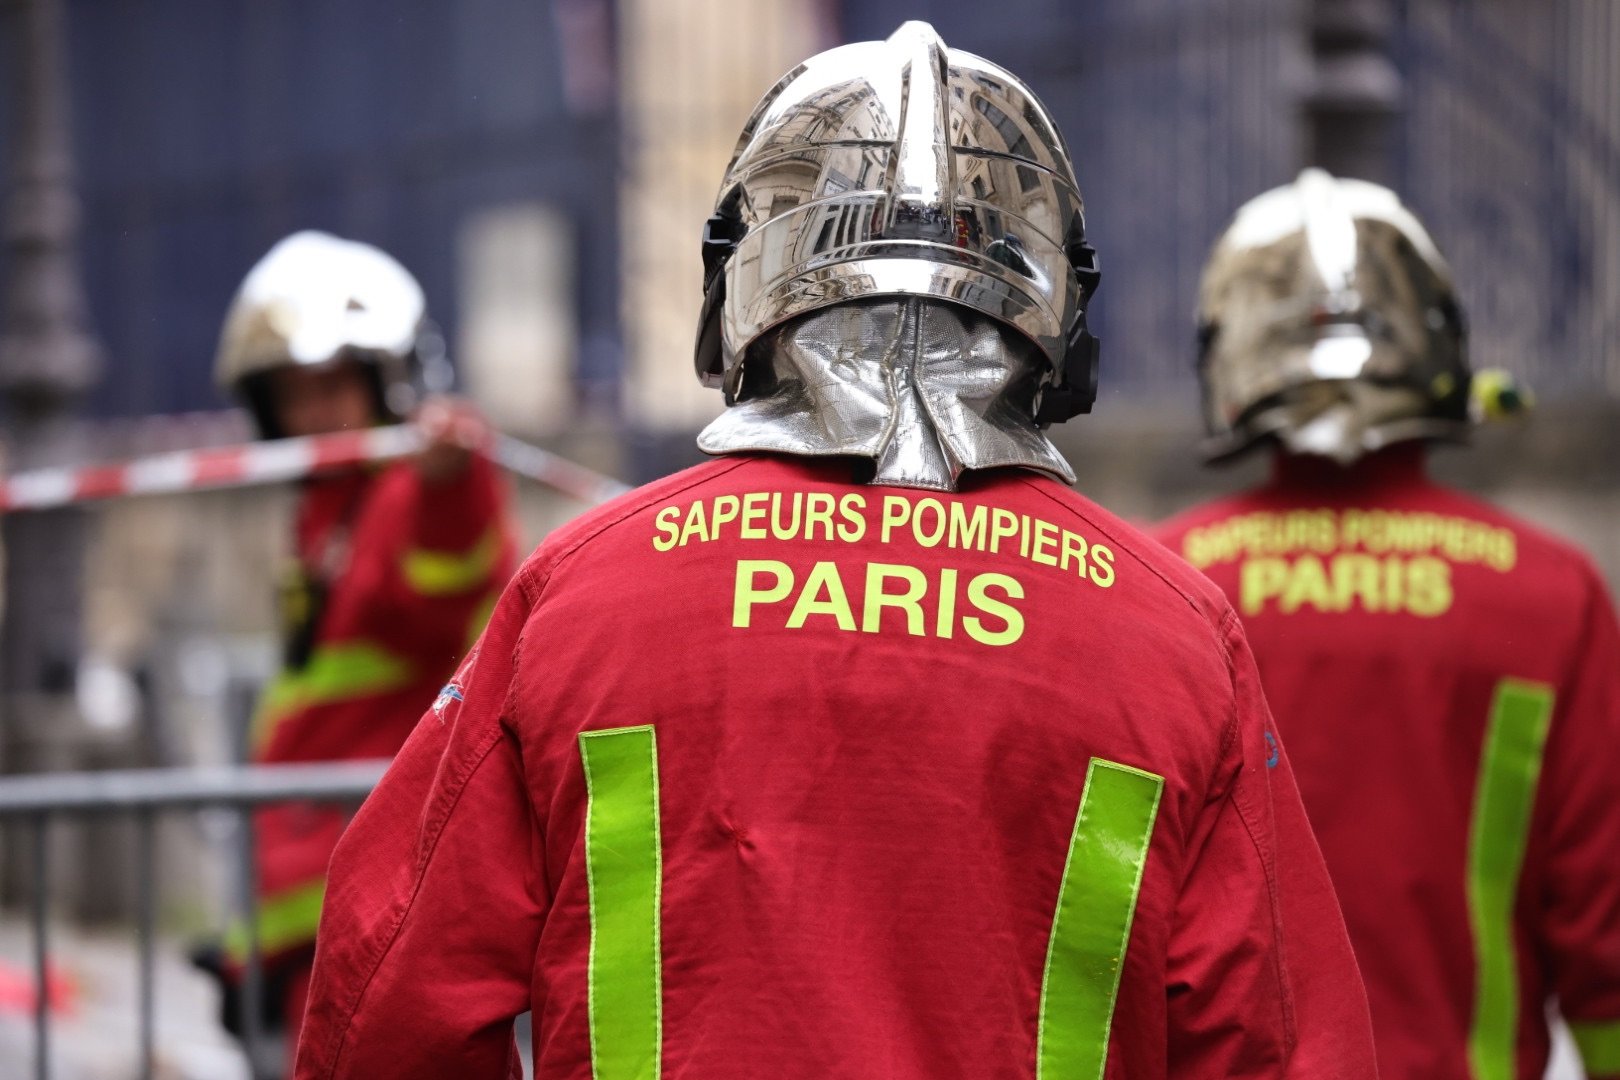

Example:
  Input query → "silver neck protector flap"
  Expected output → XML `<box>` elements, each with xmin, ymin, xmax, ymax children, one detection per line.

<box><xmin>697</xmin><ymin>298</ymin><xmax>1075</xmax><ymax>492</ymax></box>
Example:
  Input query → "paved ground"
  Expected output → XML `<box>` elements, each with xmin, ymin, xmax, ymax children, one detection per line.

<box><xmin>0</xmin><ymin>917</ymin><xmax>247</xmax><ymax>1080</ymax></box>
<box><xmin>1549</xmin><ymin>1023</ymin><xmax>1584</xmax><ymax>1080</ymax></box>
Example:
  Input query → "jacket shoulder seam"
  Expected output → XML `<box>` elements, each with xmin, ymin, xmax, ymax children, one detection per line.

<box><xmin>518</xmin><ymin>459</ymin><xmax>751</xmax><ymax>606</ymax></box>
<box><xmin>1018</xmin><ymin>476</ymin><xmax>1233</xmax><ymax>659</ymax></box>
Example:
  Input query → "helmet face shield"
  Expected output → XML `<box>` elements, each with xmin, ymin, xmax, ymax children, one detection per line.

<box><xmin>695</xmin><ymin>21</ymin><xmax>1101</xmax><ymax>424</ymax></box>
<box><xmin>1197</xmin><ymin>171</ymin><xmax>1470</xmax><ymax>463</ymax></box>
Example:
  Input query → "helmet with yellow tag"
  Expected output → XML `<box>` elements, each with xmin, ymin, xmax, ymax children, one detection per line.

<box><xmin>1196</xmin><ymin>169</ymin><xmax>1470</xmax><ymax>464</ymax></box>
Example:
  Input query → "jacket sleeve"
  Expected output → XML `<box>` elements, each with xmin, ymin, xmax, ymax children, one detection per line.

<box><xmin>391</xmin><ymin>452</ymin><xmax>513</xmax><ymax>605</ymax></box>
<box><xmin>294</xmin><ymin>575</ymin><xmax>544</xmax><ymax>1080</ymax></box>
<box><xmin>1535</xmin><ymin>567</ymin><xmax>1620</xmax><ymax>1079</ymax></box>
<box><xmin>1166</xmin><ymin>613</ymin><xmax>1378</xmax><ymax>1079</ymax></box>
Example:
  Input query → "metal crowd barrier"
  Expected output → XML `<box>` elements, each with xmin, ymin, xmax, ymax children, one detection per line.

<box><xmin>0</xmin><ymin>760</ymin><xmax>391</xmax><ymax>1080</ymax></box>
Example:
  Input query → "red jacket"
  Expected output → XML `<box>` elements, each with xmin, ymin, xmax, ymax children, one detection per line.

<box><xmin>296</xmin><ymin>455</ymin><xmax>1375</xmax><ymax>1079</ymax></box>
<box><xmin>1154</xmin><ymin>446</ymin><xmax>1620</xmax><ymax>1080</ymax></box>
<box><xmin>243</xmin><ymin>450</ymin><xmax>515</xmax><ymax>963</ymax></box>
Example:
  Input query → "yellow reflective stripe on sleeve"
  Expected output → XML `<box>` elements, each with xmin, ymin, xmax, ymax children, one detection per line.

<box><xmin>1037</xmin><ymin>758</ymin><xmax>1163</xmax><ymax>1080</ymax></box>
<box><xmin>1466</xmin><ymin>679</ymin><xmax>1556</xmax><ymax>1080</ymax></box>
<box><xmin>250</xmin><ymin>642</ymin><xmax>415</xmax><ymax>750</ymax></box>
<box><xmin>402</xmin><ymin>526</ymin><xmax>503</xmax><ymax>597</ymax></box>
<box><xmin>225</xmin><ymin>877</ymin><xmax>326</xmax><ymax>963</ymax></box>
<box><xmin>1571</xmin><ymin>1019</ymin><xmax>1620</xmax><ymax>1076</ymax></box>
<box><xmin>579</xmin><ymin>725</ymin><xmax>663</xmax><ymax>1080</ymax></box>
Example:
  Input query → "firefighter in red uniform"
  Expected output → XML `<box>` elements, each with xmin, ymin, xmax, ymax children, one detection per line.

<box><xmin>295</xmin><ymin>25</ymin><xmax>1375</xmax><ymax>1079</ymax></box>
<box><xmin>1154</xmin><ymin>170</ymin><xmax>1620</xmax><ymax>1080</ymax></box>
<box><xmin>209</xmin><ymin>231</ymin><xmax>516</xmax><ymax>1059</ymax></box>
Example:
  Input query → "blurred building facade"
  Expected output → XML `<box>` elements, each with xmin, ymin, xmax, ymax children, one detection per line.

<box><xmin>0</xmin><ymin>1</ymin><xmax>1610</xmax><ymax>436</ymax></box>
<box><xmin>0</xmin><ymin>2</ymin><xmax>1607</xmax><ymax>435</ymax></box>
<box><xmin>27</xmin><ymin>0</ymin><xmax>621</xmax><ymax>421</ymax></box>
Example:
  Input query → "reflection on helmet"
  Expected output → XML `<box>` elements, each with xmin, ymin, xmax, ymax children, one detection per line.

<box><xmin>1196</xmin><ymin>169</ymin><xmax>1471</xmax><ymax>464</ymax></box>
<box><xmin>215</xmin><ymin>231</ymin><xmax>442</xmax><ymax>438</ymax></box>
<box><xmin>694</xmin><ymin>20</ymin><xmax>1101</xmax><ymax>426</ymax></box>
<box><xmin>698</xmin><ymin>297</ymin><xmax>1076</xmax><ymax>492</ymax></box>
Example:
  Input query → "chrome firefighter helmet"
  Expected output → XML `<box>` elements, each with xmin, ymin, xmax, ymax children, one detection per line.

<box><xmin>1196</xmin><ymin>169</ymin><xmax>1470</xmax><ymax>464</ymax></box>
<box><xmin>694</xmin><ymin>20</ymin><xmax>1101</xmax><ymax>425</ymax></box>
<box><xmin>215</xmin><ymin>231</ymin><xmax>445</xmax><ymax>438</ymax></box>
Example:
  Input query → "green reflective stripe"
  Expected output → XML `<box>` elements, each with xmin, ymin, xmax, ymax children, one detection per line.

<box><xmin>1570</xmin><ymin>1019</ymin><xmax>1620</xmax><ymax>1076</ymax></box>
<box><xmin>225</xmin><ymin>878</ymin><xmax>326</xmax><ymax>962</ymax></box>
<box><xmin>402</xmin><ymin>527</ymin><xmax>503</xmax><ymax>597</ymax></box>
<box><xmin>251</xmin><ymin>643</ymin><xmax>415</xmax><ymax>749</ymax></box>
<box><xmin>1467</xmin><ymin>679</ymin><xmax>1556</xmax><ymax>1080</ymax></box>
<box><xmin>1038</xmin><ymin>759</ymin><xmax>1164</xmax><ymax>1080</ymax></box>
<box><xmin>580</xmin><ymin>726</ymin><xmax>663</xmax><ymax>1080</ymax></box>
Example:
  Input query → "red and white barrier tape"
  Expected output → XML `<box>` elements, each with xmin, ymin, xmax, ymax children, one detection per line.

<box><xmin>0</xmin><ymin>426</ymin><xmax>631</xmax><ymax>511</ymax></box>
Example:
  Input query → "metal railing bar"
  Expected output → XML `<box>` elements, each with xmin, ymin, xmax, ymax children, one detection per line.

<box><xmin>239</xmin><ymin>806</ymin><xmax>265</xmax><ymax>1079</ymax></box>
<box><xmin>0</xmin><ymin>761</ymin><xmax>390</xmax><ymax>816</ymax></box>
<box><xmin>0</xmin><ymin>763</ymin><xmax>389</xmax><ymax>1079</ymax></box>
<box><xmin>32</xmin><ymin>813</ymin><xmax>50</xmax><ymax>1080</ymax></box>
<box><xmin>136</xmin><ymin>809</ymin><xmax>156</xmax><ymax>1080</ymax></box>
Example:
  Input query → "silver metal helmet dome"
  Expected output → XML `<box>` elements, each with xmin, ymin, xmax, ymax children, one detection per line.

<box><xmin>693</xmin><ymin>20</ymin><xmax>1101</xmax><ymax>426</ymax></box>
<box><xmin>216</xmin><ymin>231</ymin><xmax>445</xmax><ymax>437</ymax></box>
<box><xmin>1196</xmin><ymin>169</ymin><xmax>1470</xmax><ymax>465</ymax></box>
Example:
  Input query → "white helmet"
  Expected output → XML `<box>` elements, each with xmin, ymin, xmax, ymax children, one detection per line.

<box><xmin>215</xmin><ymin>231</ymin><xmax>442</xmax><ymax>437</ymax></box>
